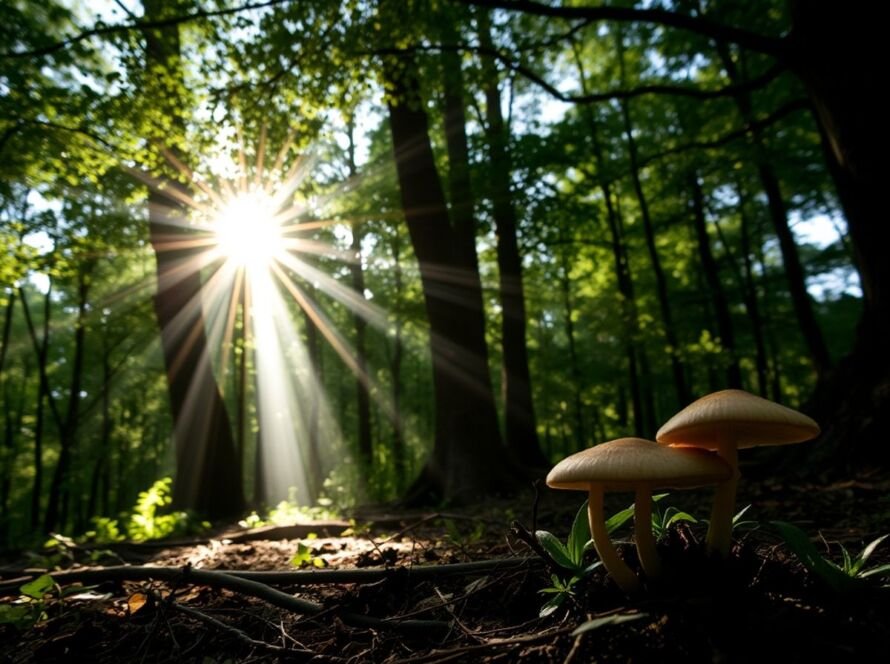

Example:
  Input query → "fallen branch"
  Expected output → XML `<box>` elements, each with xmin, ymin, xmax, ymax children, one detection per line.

<box><xmin>0</xmin><ymin>565</ymin><xmax>448</xmax><ymax>635</ymax></box>
<box><xmin>1</xmin><ymin>557</ymin><xmax>540</xmax><ymax>592</ymax></box>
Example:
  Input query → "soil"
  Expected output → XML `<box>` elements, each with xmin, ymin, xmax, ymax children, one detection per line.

<box><xmin>2</xmin><ymin>470</ymin><xmax>889</xmax><ymax>663</ymax></box>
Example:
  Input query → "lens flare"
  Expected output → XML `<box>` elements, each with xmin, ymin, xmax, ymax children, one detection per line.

<box><xmin>214</xmin><ymin>191</ymin><xmax>282</xmax><ymax>270</ymax></box>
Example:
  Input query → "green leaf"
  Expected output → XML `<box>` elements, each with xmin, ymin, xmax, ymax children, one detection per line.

<box><xmin>606</xmin><ymin>494</ymin><xmax>667</xmax><ymax>535</ymax></box>
<box><xmin>535</xmin><ymin>531</ymin><xmax>576</xmax><ymax>570</ymax></box>
<box><xmin>857</xmin><ymin>534</ymin><xmax>889</xmax><ymax>567</ymax></box>
<box><xmin>539</xmin><ymin>592</ymin><xmax>567</xmax><ymax>618</ymax></box>
<box><xmin>771</xmin><ymin>521</ymin><xmax>861</xmax><ymax>593</ymax></box>
<box><xmin>859</xmin><ymin>564</ymin><xmax>890</xmax><ymax>579</ymax></box>
<box><xmin>732</xmin><ymin>505</ymin><xmax>753</xmax><ymax>525</ymax></box>
<box><xmin>567</xmin><ymin>501</ymin><xmax>591</xmax><ymax>565</ymax></box>
<box><xmin>0</xmin><ymin>604</ymin><xmax>34</xmax><ymax>628</ymax></box>
<box><xmin>20</xmin><ymin>574</ymin><xmax>54</xmax><ymax>600</ymax></box>
<box><xmin>604</xmin><ymin>505</ymin><xmax>635</xmax><ymax>534</ymax></box>
<box><xmin>571</xmin><ymin>612</ymin><xmax>648</xmax><ymax>635</ymax></box>
<box><xmin>666</xmin><ymin>510</ymin><xmax>698</xmax><ymax>528</ymax></box>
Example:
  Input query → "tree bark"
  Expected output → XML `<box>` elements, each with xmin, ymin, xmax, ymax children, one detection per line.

<box><xmin>477</xmin><ymin>11</ymin><xmax>545</xmax><ymax>467</ymax></box>
<box><xmin>788</xmin><ymin>3</ymin><xmax>890</xmax><ymax>464</ymax></box>
<box><xmin>383</xmin><ymin>53</ymin><xmax>519</xmax><ymax>501</ymax></box>
<box><xmin>736</xmin><ymin>183</ymin><xmax>770</xmax><ymax>397</ymax></box>
<box><xmin>143</xmin><ymin>0</ymin><xmax>244</xmax><ymax>518</ymax></box>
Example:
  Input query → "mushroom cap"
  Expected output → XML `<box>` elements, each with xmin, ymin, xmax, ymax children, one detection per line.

<box><xmin>546</xmin><ymin>437</ymin><xmax>732</xmax><ymax>492</ymax></box>
<box><xmin>656</xmin><ymin>389</ymin><xmax>820</xmax><ymax>450</ymax></box>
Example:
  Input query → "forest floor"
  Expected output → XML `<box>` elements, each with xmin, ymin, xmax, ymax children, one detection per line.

<box><xmin>2</xmin><ymin>468</ymin><xmax>890</xmax><ymax>663</ymax></box>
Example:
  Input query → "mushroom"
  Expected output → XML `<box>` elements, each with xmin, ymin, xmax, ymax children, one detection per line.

<box><xmin>656</xmin><ymin>389</ymin><xmax>820</xmax><ymax>558</ymax></box>
<box><xmin>546</xmin><ymin>437</ymin><xmax>732</xmax><ymax>592</ymax></box>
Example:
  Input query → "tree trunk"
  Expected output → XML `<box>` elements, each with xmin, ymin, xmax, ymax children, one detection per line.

<box><xmin>558</xmin><ymin>250</ymin><xmax>586</xmax><ymax>449</ymax></box>
<box><xmin>788</xmin><ymin>3</ymin><xmax>890</xmax><ymax>464</ymax></box>
<box><xmin>716</xmin><ymin>42</ymin><xmax>831</xmax><ymax>378</ymax></box>
<box><xmin>689</xmin><ymin>173</ymin><xmax>742</xmax><ymax>389</ymax></box>
<box><xmin>345</xmin><ymin>120</ymin><xmax>373</xmax><ymax>473</ymax></box>
<box><xmin>387</xmin><ymin>233</ymin><xmax>407</xmax><ymax>492</ymax></box>
<box><xmin>383</xmin><ymin>53</ymin><xmax>520</xmax><ymax>502</ymax></box>
<box><xmin>736</xmin><ymin>183</ymin><xmax>770</xmax><ymax>397</ymax></box>
<box><xmin>477</xmin><ymin>11</ymin><xmax>545</xmax><ymax>467</ymax></box>
<box><xmin>45</xmin><ymin>264</ymin><xmax>92</xmax><ymax>532</ymax></box>
<box><xmin>619</xmin><ymin>99</ymin><xmax>690</xmax><ymax>407</ymax></box>
<box><xmin>143</xmin><ymin>0</ymin><xmax>244</xmax><ymax>518</ymax></box>
<box><xmin>19</xmin><ymin>285</ymin><xmax>56</xmax><ymax>529</ymax></box>
<box><xmin>585</xmin><ymin>107</ymin><xmax>646</xmax><ymax>436</ymax></box>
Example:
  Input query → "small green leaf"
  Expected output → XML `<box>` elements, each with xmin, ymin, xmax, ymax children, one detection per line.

<box><xmin>732</xmin><ymin>505</ymin><xmax>753</xmax><ymax>525</ymax></box>
<box><xmin>535</xmin><ymin>531</ymin><xmax>576</xmax><ymax>570</ymax></box>
<box><xmin>858</xmin><ymin>534</ymin><xmax>889</xmax><ymax>567</ymax></box>
<box><xmin>20</xmin><ymin>574</ymin><xmax>54</xmax><ymax>600</ymax></box>
<box><xmin>539</xmin><ymin>592</ymin><xmax>566</xmax><ymax>617</ymax></box>
<box><xmin>607</xmin><ymin>494</ymin><xmax>667</xmax><ymax>535</ymax></box>
<box><xmin>571</xmin><ymin>612</ymin><xmax>648</xmax><ymax>635</ymax></box>
<box><xmin>567</xmin><ymin>501</ymin><xmax>591</xmax><ymax>565</ymax></box>
<box><xmin>859</xmin><ymin>564</ymin><xmax>890</xmax><ymax>579</ymax></box>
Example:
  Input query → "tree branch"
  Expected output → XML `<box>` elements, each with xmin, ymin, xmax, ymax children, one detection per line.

<box><xmin>1</xmin><ymin>0</ymin><xmax>293</xmax><ymax>59</ymax></box>
<box><xmin>368</xmin><ymin>43</ymin><xmax>786</xmax><ymax>105</ymax></box>
<box><xmin>638</xmin><ymin>97</ymin><xmax>810</xmax><ymax>167</ymax></box>
<box><xmin>457</xmin><ymin>0</ymin><xmax>786</xmax><ymax>57</ymax></box>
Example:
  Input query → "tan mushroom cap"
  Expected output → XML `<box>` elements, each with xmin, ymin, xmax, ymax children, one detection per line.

<box><xmin>656</xmin><ymin>389</ymin><xmax>820</xmax><ymax>450</ymax></box>
<box><xmin>546</xmin><ymin>437</ymin><xmax>732</xmax><ymax>492</ymax></box>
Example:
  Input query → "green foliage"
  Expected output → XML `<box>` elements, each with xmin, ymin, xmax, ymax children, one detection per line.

<box><xmin>289</xmin><ymin>533</ymin><xmax>325</xmax><ymax>568</ymax></box>
<box><xmin>126</xmin><ymin>478</ymin><xmax>197</xmax><ymax>542</ymax></box>
<box><xmin>650</xmin><ymin>503</ymin><xmax>698</xmax><ymax>540</ymax></box>
<box><xmin>772</xmin><ymin>521</ymin><xmax>890</xmax><ymax>592</ymax></box>
<box><xmin>0</xmin><ymin>574</ymin><xmax>93</xmax><ymax>631</ymax></box>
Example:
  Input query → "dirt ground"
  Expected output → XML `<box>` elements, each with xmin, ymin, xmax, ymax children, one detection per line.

<box><xmin>2</xmin><ymin>469</ymin><xmax>889</xmax><ymax>662</ymax></box>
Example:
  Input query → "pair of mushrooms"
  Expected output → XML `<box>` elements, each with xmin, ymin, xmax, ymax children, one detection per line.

<box><xmin>546</xmin><ymin>390</ymin><xmax>820</xmax><ymax>593</ymax></box>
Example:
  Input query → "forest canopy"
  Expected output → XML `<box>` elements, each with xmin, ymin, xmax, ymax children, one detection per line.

<box><xmin>0</xmin><ymin>0</ymin><xmax>881</xmax><ymax>547</ymax></box>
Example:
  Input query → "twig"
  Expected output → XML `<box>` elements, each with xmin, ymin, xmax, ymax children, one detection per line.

<box><xmin>0</xmin><ymin>557</ymin><xmax>539</xmax><ymax>595</ymax></box>
<box><xmin>396</xmin><ymin>625</ymin><xmax>575</xmax><ymax>663</ymax></box>
<box><xmin>1</xmin><ymin>564</ymin><xmax>448</xmax><ymax>635</ymax></box>
<box><xmin>170</xmin><ymin>599</ymin><xmax>329</xmax><ymax>658</ymax></box>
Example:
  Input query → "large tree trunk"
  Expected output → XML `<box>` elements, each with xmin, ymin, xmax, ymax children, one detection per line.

<box><xmin>143</xmin><ymin>0</ymin><xmax>244</xmax><ymax>518</ymax></box>
<box><xmin>736</xmin><ymin>185</ymin><xmax>770</xmax><ymax>397</ymax></box>
<box><xmin>383</xmin><ymin>54</ymin><xmax>520</xmax><ymax>502</ymax></box>
<box><xmin>477</xmin><ymin>12</ymin><xmax>545</xmax><ymax>467</ymax></box>
<box><xmin>788</xmin><ymin>4</ymin><xmax>889</xmax><ymax>464</ymax></box>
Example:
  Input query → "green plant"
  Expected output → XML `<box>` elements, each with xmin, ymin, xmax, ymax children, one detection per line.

<box><xmin>126</xmin><ymin>477</ymin><xmax>196</xmax><ymax>542</ymax></box>
<box><xmin>444</xmin><ymin>519</ymin><xmax>485</xmax><ymax>551</ymax></box>
<box><xmin>289</xmin><ymin>533</ymin><xmax>325</xmax><ymax>568</ymax></box>
<box><xmin>0</xmin><ymin>574</ymin><xmax>93</xmax><ymax>631</ymax></box>
<box><xmin>772</xmin><ymin>521</ymin><xmax>890</xmax><ymax>592</ymax></box>
<box><xmin>534</xmin><ymin>494</ymin><xmax>670</xmax><ymax>615</ymax></box>
<box><xmin>650</xmin><ymin>503</ymin><xmax>698</xmax><ymax>539</ymax></box>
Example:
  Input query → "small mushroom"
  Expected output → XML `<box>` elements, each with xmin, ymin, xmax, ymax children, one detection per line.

<box><xmin>656</xmin><ymin>389</ymin><xmax>820</xmax><ymax>558</ymax></box>
<box><xmin>546</xmin><ymin>437</ymin><xmax>732</xmax><ymax>592</ymax></box>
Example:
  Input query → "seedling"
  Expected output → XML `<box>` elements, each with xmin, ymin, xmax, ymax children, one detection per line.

<box><xmin>772</xmin><ymin>521</ymin><xmax>890</xmax><ymax>592</ymax></box>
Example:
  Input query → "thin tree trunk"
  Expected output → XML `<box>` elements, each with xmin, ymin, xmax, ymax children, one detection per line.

<box><xmin>477</xmin><ymin>11</ymin><xmax>544</xmax><ymax>467</ymax></box>
<box><xmin>585</xmin><ymin>108</ymin><xmax>645</xmax><ymax>435</ymax></box>
<box><xmin>383</xmin><ymin>53</ymin><xmax>518</xmax><ymax>501</ymax></box>
<box><xmin>716</xmin><ymin>42</ymin><xmax>831</xmax><ymax>378</ymax></box>
<box><xmin>143</xmin><ymin>0</ymin><xmax>244</xmax><ymax>518</ymax></box>
<box><xmin>689</xmin><ymin>173</ymin><xmax>742</xmax><ymax>389</ymax></box>
<box><xmin>618</xmin><ymin>99</ymin><xmax>690</xmax><ymax>406</ymax></box>
<box><xmin>387</xmin><ymin>233</ymin><xmax>406</xmax><ymax>492</ymax></box>
<box><xmin>558</xmin><ymin>251</ymin><xmax>585</xmax><ymax>448</ymax></box>
<box><xmin>19</xmin><ymin>285</ymin><xmax>56</xmax><ymax>529</ymax></box>
<box><xmin>345</xmin><ymin>119</ymin><xmax>373</xmax><ymax>473</ymax></box>
<box><xmin>45</xmin><ymin>263</ymin><xmax>92</xmax><ymax>532</ymax></box>
<box><xmin>736</xmin><ymin>183</ymin><xmax>770</xmax><ymax>397</ymax></box>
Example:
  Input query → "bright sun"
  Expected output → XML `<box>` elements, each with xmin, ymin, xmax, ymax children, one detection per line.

<box><xmin>214</xmin><ymin>191</ymin><xmax>282</xmax><ymax>269</ymax></box>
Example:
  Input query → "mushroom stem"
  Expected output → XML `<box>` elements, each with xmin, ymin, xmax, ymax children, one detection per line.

<box><xmin>588</xmin><ymin>484</ymin><xmax>639</xmax><ymax>593</ymax></box>
<box><xmin>633</xmin><ymin>487</ymin><xmax>662</xmax><ymax>579</ymax></box>
<box><xmin>706</xmin><ymin>433</ymin><xmax>739</xmax><ymax>557</ymax></box>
